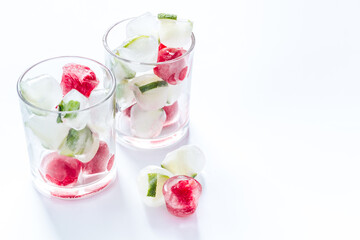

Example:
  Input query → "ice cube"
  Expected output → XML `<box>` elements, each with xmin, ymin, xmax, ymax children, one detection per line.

<box><xmin>58</xmin><ymin>126</ymin><xmax>100</xmax><ymax>163</ymax></box>
<box><xmin>137</xmin><ymin>165</ymin><xmax>174</xmax><ymax>207</ymax></box>
<box><xmin>126</xmin><ymin>12</ymin><xmax>160</xmax><ymax>40</ymax></box>
<box><xmin>162</xmin><ymin>175</ymin><xmax>202</xmax><ymax>217</ymax></box>
<box><xmin>117</xmin><ymin>35</ymin><xmax>158</xmax><ymax>72</ymax></box>
<box><xmin>83</xmin><ymin>141</ymin><xmax>114</xmax><ymax>174</ymax></box>
<box><xmin>59</xmin><ymin>89</ymin><xmax>90</xmax><ymax>130</ymax></box>
<box><xmin>40</xmin><ymin>152</ymin><xmax>82</xmax><ymax>186</ymax></box>
<box><xmin>131</xmin><ymin>74</ymin><xmax>168</xmax><ymax>111</ymax></box>
<box><xmin>61</xmin><ymin>63</ymin><xmax>99</xmax><ymax>98</ymax></box>
<box><xmin>26</xmin><ymin>114</ymin><xmax>70</xmax><ymax>150</ymax></box>
<box><xmin>130</xmin><ymin>104</ymin><xmax>166</xmax><ymax>138</ymax></box>
<box><xmin>20</xmin><ymin>74</ymin><xmax>62</xmax><ymax>111</ymax></box>
<box><xmin>163</xmin><ymin>101</ymin><xmax>179</xmax><ymax>127</ymax></box>
<box><xmin>111</xmin><ymin>53</ymin><xmax>136</xmax><ymax>80</ymax></box>
<box><xmin>116</xmin><ymin>79</ymin><xmax>136</xmax><ymax>110</ymax></box>
<box><xmin>159</xmin><ymin>19</ymin><xmax>193</xmax><ymax>48</ymax></box>
<box><xmin>87</xmin><ymin>89</ymin><xmax>114</xmax><ymax>134</ymax></box>
<box><xmin>167</xmin><ymin>81</ymin><xmax>183</xmax><ymax>105</ymax></box>
<box><xmin>153</xmin><ymin>47</ymin><xmax>188</xmax><ymax>85</ymax></box>
<box><xmin>161</xmin><ymin>145</ymin><xmax>206</xmax><ymax>178</ymax></box>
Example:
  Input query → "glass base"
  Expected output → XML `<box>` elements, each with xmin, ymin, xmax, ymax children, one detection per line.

<box><xmin>116</xmin><ymin>123</ymin><xmax>189</xmax><ymax>149</ymax></box>
<box><xmin>32</xmin><ymin>166</ymin><xmax>117</xmax><ymax>199</ymax></box>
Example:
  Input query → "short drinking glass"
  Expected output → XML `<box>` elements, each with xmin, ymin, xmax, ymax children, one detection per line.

<box><xmin>103</xmin><ymin>15</ymin><xmax>195</xmax><ymax>149</ymax></box>
<box><xmin>17</xmin><ymin>56</ymin><xmax>116</xmax><ymax>199</ymax></box>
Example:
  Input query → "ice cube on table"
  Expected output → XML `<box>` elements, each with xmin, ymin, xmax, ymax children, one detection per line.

<box><xmin>116</xmin><ymin>35</ymin><xmax>158</xmax><ymax>72</ymax></box>
<box><xmin>130</xmin><ymin>104</ymin><xmax>166</xmax><ymax>138</ymax></box>
<box><xmin>137</xmin><ymin>165</ymin><xmax>174</xmax><ymax>207</ymax></box>
<box><xmin>159</xmin><ymin>19</ymin><xmax>193</xmax><ymax>48</ymax></box>
<box><xmin>116</xmin><ymin>79</ymin><xmax>136</xmax><ymax>110</ymax></box>
<box><xmin>59</xmin><ymin>89</ymin><xmax>90</xmax><ymax>130</ymax></box>
<box><xmin>20</xmin><ymin>74</ymin><xmax>62</xmax><ymax>112</ymax></box>
<box><xmin>58</xmin><ymin>126</ymin><xmax>100</xmax><ymax>163</ymax></box>
<box><xmin>131</xmin><ymin>74</ymin><xmax>168</xmax><ymax>111</ymax></box>
<box><xmin>26</xmin><ymin>114</ymin><xmax>70</xmax><ymax>150</ymax></box>
<box><xmin>161</xmin><ymin>145</ymin><xmax>206</xmax><ymax>178</ymax></box>
<box><xmin>40</xmin><ymin>152</ymin><xmax>82</xmax><ymax>186</ymax></box>
<box><xmin>163</xmin><ymin>175</ymin><xmax>202</xmax><ymax>217</ymax></box>
<box><xmin>126</xmin><ymin>12</ymin><xmax>160</xmax><ymax>40</ymax></box>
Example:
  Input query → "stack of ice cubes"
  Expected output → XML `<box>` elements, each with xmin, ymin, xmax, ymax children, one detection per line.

<box><xmin>110</xmin><ymin>12</ymin><xmax>193</xmax><ymax>138</ymax></box>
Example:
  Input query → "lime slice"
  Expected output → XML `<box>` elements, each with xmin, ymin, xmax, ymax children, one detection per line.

<box><xmin>161</xmin><ymin>145</ymin><xmax>206</xmax><ymax>178</ymax></box>
<box><xmin>123</xmin><ymin>35</ymin><xmax>150</xmax><ymax>48</ymax></box>
<box><xmin>158</xmin><ymin>13</ymin><xmax>177</xmax><ymax>20</ymax></box>
<box><xmin>130</xmin><ymin>74</ymin><xmax>169</xmax><ymax>111</ymax></box>
<box><xmin>136</xmin><ymin>80</ymin><xmax>168</xmax><ymax>93</ymax></box>
<box><xmin>147</xmin><ymin>173</ymin><xmax>169</xmax><ymax>197</ymax></box>
<box><xmin>116</xmin><ymin>35</ymin><xmax>158</xmax><ymax>72</ymax></box>
<box><xmin>137</xmin><ymin>165</ymin><xmax>173</xmax><ymax>207</ymax></box>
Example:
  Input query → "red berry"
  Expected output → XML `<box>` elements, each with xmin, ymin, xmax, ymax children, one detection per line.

<box><xmin>123</xmin><ymin>105</ymin><xmax>134</xmax><ymax>117</ymax></box>
<box><xmin>163</xmin><ymin>101</ymin><xmax>179</xmax><ymax>127</ymax></box>
<box><xmin>41</xmin><ymin>152</ymin><xmax>82</xmax><ymax>186</ymax></box>
<box><xmin>163</xmin><ymin>175</ymin><xmax>202</xmax><ymax>217</ymax></box>
<box><xmin>61</xmin><ymin>63</ymin><xmax>99</xmax><ymax>98</ymax></box>
<box><xmin>159</xmin><ymin>43</ymin><xmax>167</xmax><ymax>51</ymax></box>
<box><xmin>107</xmin><ymin>154</ymin><xmax>115</xmax><ymax>171</ymax></box>
<box><xmin>153</xmin><ymin>47</ymin><xmax>188</xmax><ymax>85</ymax></box>
<box><xmin>83</xmin><ymin>141</ymin><xmax>113</xmax><ymax>174</ymax></box>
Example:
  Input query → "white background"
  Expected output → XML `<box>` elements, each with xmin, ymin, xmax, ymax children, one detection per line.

<box><xmin>1</xmin><ymin>0</ymin><xmax>360</xmax><ymax>239</ymax></box>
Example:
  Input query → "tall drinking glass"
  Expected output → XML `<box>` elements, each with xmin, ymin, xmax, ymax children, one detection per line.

<box><xmin>103</xmin><ymin>17</ymin><xmax>195</xmax><ymax>149</ymax></box>
<box><xmin>17</xmin><ymin>56</ymin><xmax>116</xmax><ymax>199</ymax></box>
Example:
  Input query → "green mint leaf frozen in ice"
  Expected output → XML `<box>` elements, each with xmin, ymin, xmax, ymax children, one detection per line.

<box><xmin>57</xmin><ymin>100</ymin><xmax>80</xmax><ymax>123</ymax></box>
<box><xmin>66</xmin><ymin>129</ymin><xmax>80</xmax><ymax>152</ymax></box>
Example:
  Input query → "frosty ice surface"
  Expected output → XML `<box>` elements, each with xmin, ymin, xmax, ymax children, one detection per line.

<box><xmin>163</xmin><ymin>175</ymin><xmax>202</xmax><ymax>217</ymax></box>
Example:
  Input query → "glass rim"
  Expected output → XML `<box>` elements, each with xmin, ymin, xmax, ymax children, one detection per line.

<box><xmin>17</xmin><ymin>55</ymin><xmax>116</xmax><ymax>114</ymax></box>
<box><xmin>102</xmin><ymin>17</ymin><xmax>196</xmax><ymax>66</ymax></box>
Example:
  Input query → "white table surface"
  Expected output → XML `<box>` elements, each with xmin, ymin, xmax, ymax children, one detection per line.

<box><xmin>1</xmin><ymin>0</ymin><xmax>360</xmax><ymax>239</ymax></box>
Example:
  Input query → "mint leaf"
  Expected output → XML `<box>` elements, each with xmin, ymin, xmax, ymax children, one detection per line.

<box><xmin>57</xmin><ymin>114</ymin><xmax>63</xmax><ymax>123</ymax></box>
<box><xmin>66</xmin><ymin>129</ymin><xmax>79</xmax><ymax>152</ymax></box>
<box><xmin>57</xmin><ymin>100</ymin><xmax>80</xmax><ymax>123</ymax></box>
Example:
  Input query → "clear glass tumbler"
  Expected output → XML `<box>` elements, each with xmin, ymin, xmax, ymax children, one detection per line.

<box><xmin>17</xmin><ymin>56</ymin><xmax>116</xmax><ymax>199</ymax></box>
<box><xmin>103</xmin><ymin>18</ymin><xmax>195</xmax><ymax>149</ymax></box>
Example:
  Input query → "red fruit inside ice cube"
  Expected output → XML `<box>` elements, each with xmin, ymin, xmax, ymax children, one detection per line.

<box><xmin>41</xmin><ymin>152</ymin><xmax>82</xmax><ymax>186</ymax></box>
<box><xmin>163</xmin><ymin>175</ymin><xmax>202</xmax><ymax>217</ymax></box>
<box><xmin>158</xmin><ymin>43</ymin><xmax>167</xmax><ymax>51</ymax></box>
<box><xmin>61</xmin><ymin>63</ymin><xmax>99</xmax><ymax>98</ymax></box>
<box><xmin>83</xmin><ymin>141</ymin><xmax>113</xmax><ymax>174</ymax></box>
<box><xmin>153</xmin><ymin>47</ymin><xmax>188</xmax><ymax>85</ymax></box>
<box><xmin>123</xmin><ymin>105</ymin><xmax>134</xmax><ymax>118</ymax></box>
<box><xmin>163</xmin><ymin>101</ymin><xmax>179</xmax><ymax>127</ymax></box>
<box><xmin>107</xmin><ymin>155</ymin><xmax>115</xmax><ymax>171</ymax></box>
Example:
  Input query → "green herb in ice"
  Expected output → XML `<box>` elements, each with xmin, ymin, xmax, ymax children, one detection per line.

<box><xmin>57</xmin><ymin>100</ymin><xmax>80</xmax><ymax>123</ymax></box>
